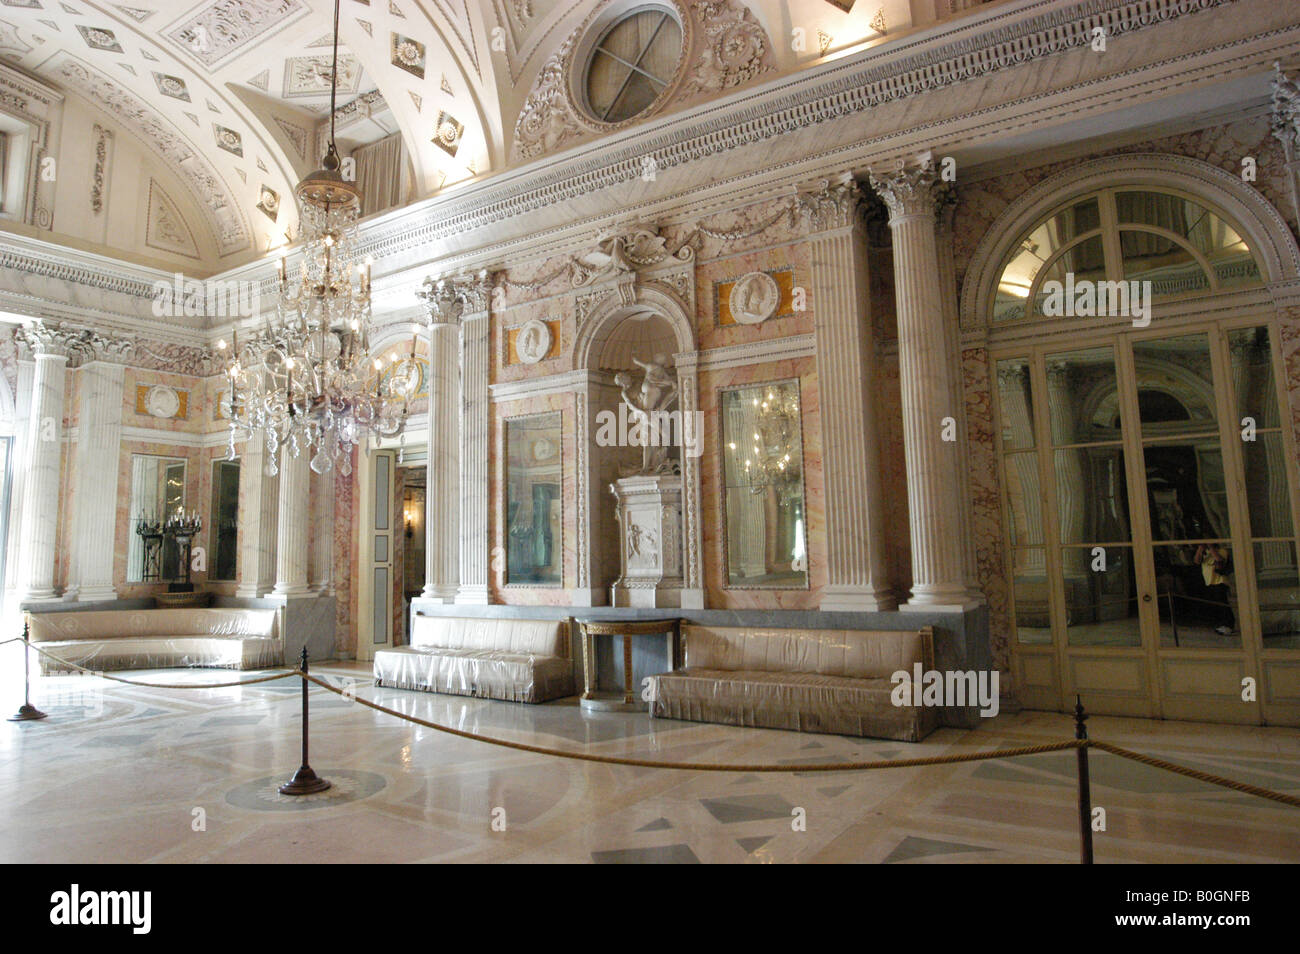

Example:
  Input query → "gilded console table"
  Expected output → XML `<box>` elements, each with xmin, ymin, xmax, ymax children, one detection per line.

<box><xmin>576</xmin><ymin>618</ymin><xmax>681</xmax><ymax>712</ymax></box>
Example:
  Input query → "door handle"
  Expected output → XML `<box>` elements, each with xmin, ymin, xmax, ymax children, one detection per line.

<box><xmin>1142</xmin><ymin>594</ymin><xmax>1152</xmax><ymax>603</ymax></box>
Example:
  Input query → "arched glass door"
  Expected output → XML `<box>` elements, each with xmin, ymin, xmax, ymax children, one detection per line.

<box><xmin>995</xmin><ymin>319</ymin><xmax>1300</xmax><ymax>725</ymax></box>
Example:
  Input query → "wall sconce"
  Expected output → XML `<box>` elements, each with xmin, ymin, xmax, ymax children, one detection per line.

<box><xmin>404</xmin><ymin>507</ymin><xmax>415</xmax><ymax>539</ymax></box>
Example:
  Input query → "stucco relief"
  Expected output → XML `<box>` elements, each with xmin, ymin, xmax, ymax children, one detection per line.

<box><xmin>510</xmin><ymin>0</ymin><xmax>772</xmax><ymax>164</ymax></box>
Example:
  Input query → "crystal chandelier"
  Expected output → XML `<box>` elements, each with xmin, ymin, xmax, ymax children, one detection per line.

<box><xmin>743</xmin><ymin>384</ymin><xmax>801</xmax><ymax>496</ymax></box>
<box><xmin>218</xmin><ymin>0</ymin><xmax>418</xmax><ymax>477</ymax></box>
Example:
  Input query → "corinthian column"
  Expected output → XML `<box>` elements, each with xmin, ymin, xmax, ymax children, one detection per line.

<box><xmin>415</xmin><ymin>275</ymin><xmax>464</xmax><ymax>602</ymax></box>
<box><xmin>435</xmin><ymin>271</ymin><xmax>492</xmax><ymax>605</ymax></box>
<box><xmin>870</xmin><ymin>156</ymin><xmax>981</xmax><ymax>611</ymax></box>
<box><xmin>272</xmin><ymin>444</ymin><xmax>311</xmax><ymax>596</ymax></box>
<box><xmin>797</xmin><ymin>172</ymin><xmax>894</xmax><ymax>610</ymax></box>
<box><xmin>16</xmin><ymin>324</ymin><xmax>74</xmax><ymax>601</ymax></box>
<box><xmin>68</xmin><ymin>359</ymin><xmax>126</xmax><ymax>601</ymax></box>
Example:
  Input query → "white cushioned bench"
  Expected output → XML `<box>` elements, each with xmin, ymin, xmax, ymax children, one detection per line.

<box><xmin>648</xmin><ymin>624</ymin><xmax>938</xmax><ymax>741</ymax></box>
<box><xmin>27</xmin><ymin>608</ymin><xmax>283</xmax><ymax>673</ymax></box>
<box><xmin>373</xmin><ymin>615</ymin><xmax>575</xmax><ymax>704</ymax></box>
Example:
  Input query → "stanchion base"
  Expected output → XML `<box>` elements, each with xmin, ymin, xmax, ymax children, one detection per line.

<box><xmin>7</xmin><ymin>704</ymin><xmax>47</xmax><ymax>722</ymax></box>
<box><xmin>278</xmin><ymin>765</ymin><xmax>330</xmax><ymax>796</ymax></box>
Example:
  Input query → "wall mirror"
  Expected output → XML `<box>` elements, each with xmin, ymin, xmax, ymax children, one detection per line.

<box><xmin>126</xmin><ymin>455</ymin><xmax>187</xmax><ymax>583</ymax></box>
<box><xmin>505</xmin><ymin>413</ymin><xmax>562</xmax><ymax>585</ymax></box>
<box><xmin>209</xmin><ymin>459</ymin><xmax>240</xmax><ymax>581</ymax></box>
<box><xmin>721</xmin><ymin>380</ymin><xmax>808</xmax><ymax>588</ymax></box>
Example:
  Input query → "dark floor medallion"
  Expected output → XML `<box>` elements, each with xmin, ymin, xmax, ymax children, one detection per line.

<box><xmin>225</xmin><ymin>769</ymin><xmax>387</xmax><ymax>811</ymax></box>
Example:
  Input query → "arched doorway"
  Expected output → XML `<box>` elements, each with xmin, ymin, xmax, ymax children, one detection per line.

<box><xmin>965</xmin><ymin>156</ymin><xmax>1300</xmax><ymax>725</ymax></box>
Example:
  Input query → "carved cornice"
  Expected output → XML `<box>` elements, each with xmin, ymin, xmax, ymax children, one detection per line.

<box><xmin>357</xmin><ymin>0</ymin><xmax>1240</xmax><ymax>268</ymax></box>
<box><xmin>868</xmin><ymin>155</ymin><xmax>942</xmax><ymax>222</ymax></box>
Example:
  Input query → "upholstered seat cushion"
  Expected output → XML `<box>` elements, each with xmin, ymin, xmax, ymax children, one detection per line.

<box><xmin>27</xmin><ymin>608</ymin><xmax>283</xmax><ymax>673</ymax></box>
<box><xmin>373</xmin><ymin>615</ymin><xmax>575</xmax><ymax>704</ymax></box>
<box><xmin>651</xmin><ymin>666</ymin><xmax>936</xmax><ymax>742</ymax></box>
<box><xmin>33</xmin><ymin>637</ymin><xmax>284</xmax><ymax>673</ymax></box>
<box><xmin>373</xmin><ymin>645</ymin><xmax>573</xmax><ymax>703</ymax></box>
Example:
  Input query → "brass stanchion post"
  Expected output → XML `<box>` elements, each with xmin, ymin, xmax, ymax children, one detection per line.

<box><xmin>1075</xmin><ymin>695</ymin><xmax>1093</xmax><ymax>864</ymax></box>
<box><xmin>279</xmin><ymin>647</ymin><xmax>330</xmax><ymax>795</ymax></box>
<box><xmin>8</xmin><ymin>622</ymin><xmax>47</xmax><ymax>722</ymax></box>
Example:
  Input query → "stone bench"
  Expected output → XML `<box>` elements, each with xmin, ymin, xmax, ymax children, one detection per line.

<box><xmin>648</xmin><ymin>624</ymin><xmax>938</xmax><ymax>741</ymax></box>
<box><xmin>373</xmin><ymin>615</ymin><xmax>575</xmax><ymax>704</ymax></box>
<box><xmin>27</xmin><ymin>608</ymin><xmax>283</xmax><ymax>673</ymax></box>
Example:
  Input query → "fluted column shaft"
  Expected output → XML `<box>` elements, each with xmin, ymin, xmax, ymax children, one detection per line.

<box><xmin>798</xmin><ymin>172</ymin><xmax>894</xmax><ymax>611</ymax></box>
<box><xmin>235</xmin><ymin>440</ymin><xmax>278</xmax><ymax>597</ymax></box>
<box><xmin>69</xmin><ymin>361</ymin><xmax>125</xmax><ymax>601</ymax></box>
<box><xmin>457</xmin><ymin>310</ymin><xmax>490</xmax><ymax>603</ymax></box>
<box><xmin>423</xmin><ymin>318</ymin><xmax>460</xmax><ymax>601</ymax></box>
<box><xmin>3</xmin><ymin>358</ymin><xmax>34</xmax><ymax>615</ymax></box>
<box><xmin>309</xmin><ymin>468</ymin><xmax>334</xmax><ymax>593</ymax></box>
<box><xmin>19</xmin><ymin>348</ymin><xmax>68</xmax><ymax>601</ymax></box>
<box><xmin>871</xmin><ymin>159</ymin><xmax>980</xmax><ymax>610</ymax></box>
<box><xmin>272</xmin><ymin>445</ymin><xmax>310</xmax><ymax>596</ymax></box>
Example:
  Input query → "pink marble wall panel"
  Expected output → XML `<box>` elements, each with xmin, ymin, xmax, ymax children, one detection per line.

<box><xmin>334</xmin><ymin>446</ymin><xmax>359</xmax><ymax>656</ymax></box>
<box><xmin>693</xmin><ymin>242</ymin><xmax>815</xmax><ymax>352</ymax></box>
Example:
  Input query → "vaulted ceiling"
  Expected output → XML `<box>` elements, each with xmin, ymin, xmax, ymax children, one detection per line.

<box><xmin>0</xmin><ymin>0</ymin><xmax>904</xmax><ymax>265</ymax></box>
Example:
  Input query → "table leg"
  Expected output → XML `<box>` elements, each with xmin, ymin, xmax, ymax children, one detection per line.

<box><xmin>581</xmin><ymin>627</ymin><xmax>594</xmax><ymax>700</ymax></box>
<box><xmin>623</xmin><ymin>634</ymin><xmax>634</xmax><ymax>705</ymax></box>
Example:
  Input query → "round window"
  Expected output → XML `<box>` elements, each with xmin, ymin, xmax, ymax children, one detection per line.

<box><xmin>584</xmin><ymin>8</ymin><xmax>683</xmax><ymax>125</ymax></box>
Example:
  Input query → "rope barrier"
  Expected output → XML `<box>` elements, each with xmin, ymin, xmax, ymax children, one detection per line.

<box><xmin>300</xmin><ymin>670</ymin><xmax>1083</xmax><ymax>772</ymax></box>
<box><xmin>9</xmin><ymin>637</ymin><xmax>1300</xmax><ymax>801</ymax></box>
<box><xmin>1089</xmin><ymin>740</ymin><xmax>1300</xmax><ymax>809</ymax></box>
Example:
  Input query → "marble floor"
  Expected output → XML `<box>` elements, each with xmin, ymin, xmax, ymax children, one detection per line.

<box><xmin>1</xmin><ymin>659</ymin><xmax>1297</xmax><ymax>864</ymax></box>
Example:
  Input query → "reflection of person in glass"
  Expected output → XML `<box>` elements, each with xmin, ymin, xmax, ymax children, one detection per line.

<box><xmin>1194</xmin><ymin>543</ymin><xmax>1234</xmax><ymax>636</ymax></box>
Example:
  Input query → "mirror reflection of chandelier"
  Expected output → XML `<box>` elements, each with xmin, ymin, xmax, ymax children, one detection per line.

<box><xmin>217</xmin><ymin>0</ymin><xmax>417</xmax><ymax>477</ymax></box>
<box><xmin>743</xmin><ymin>384</ymin><xmax>801</xmax><ymax>495</ymax></box>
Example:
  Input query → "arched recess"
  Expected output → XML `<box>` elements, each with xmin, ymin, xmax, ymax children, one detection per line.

<box><xmin>961</xmin><ymin>153</ymin><xmax>1300</xmax><ymax>331</ymax></box>
<box><xmin>569</xmin><ymin>279</ymin><xmax>703</xmax><ymax>608</ymax></box>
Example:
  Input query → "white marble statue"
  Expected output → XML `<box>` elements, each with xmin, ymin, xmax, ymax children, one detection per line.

<box><xmin>615</xmin><ymin>353</ymin><xmax>680</xmax><ymax>476</ymax></box>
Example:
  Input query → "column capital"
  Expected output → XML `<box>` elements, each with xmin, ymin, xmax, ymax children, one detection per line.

<box><xmin>1271</xmin><ymin>61</ymin><xmax>1300</xmax><ymax>156</ymax></box>
<box><xmin>16</xmin><ymin>321</ymin><xmax>133</xmax><ymax>365</ymax></box>
<box><xmin>795</xmin><ymin>171</ymin><xmax>867</xmax><ymax>233</ymax></box>
<box><xmin>868</xmin><ymin>155</ymin><xmax>944</xmax><ymax>223</ymax></box>
<box><xmin>417</xmin><ymin>269</ymin><xmax>495</xmax><ymax>325</ymax></box>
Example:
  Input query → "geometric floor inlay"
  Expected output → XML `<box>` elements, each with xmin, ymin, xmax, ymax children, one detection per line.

<box><xmin>882</xmin><ymin>836</ymin><xmax>993</xmax><ymax>864</ymax></box>
<box><xmin>225</xmin><ymin>769</ymin><xmax>388</xmax><ymax>812</ymax></box>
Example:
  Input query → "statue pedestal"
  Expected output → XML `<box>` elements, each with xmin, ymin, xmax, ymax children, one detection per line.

<box><xmin>610</xmin><ymin>475</ymin><xmax>684</xmax><ymax>609</ymax></box>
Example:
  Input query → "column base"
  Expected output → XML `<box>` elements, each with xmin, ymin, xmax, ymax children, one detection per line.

<box><xmin>272</xmin><ymin>583</ymin><xmax>314</xmax><ymax>598</ymax></box>
<box><xmin>820</xmin><ymin>585</ymin><xmax>897</xmax><ymax>613</ymax></box>
<box><xmin>235</xmin><ymin>585</ymin><xmax>271</xmax><ymax>599</ymax></box>
<box><xmin>20</xmin><ymin>589</ymin><xmax>59</xmax><ymax>603</ymax></box>
<box><xmin>902</xmin><ymin>584</ymin><xmax>985</xmax><ymax>613</ymax></box>
<box><xmin>420</xmin><ymin>584</ymin><xmax>458</xmax><ymax>603</ymax></box>
<box><xmin>75</xmin><ymin>585</ymin><xmax>118</xmax><ymax>603</ymax></box>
